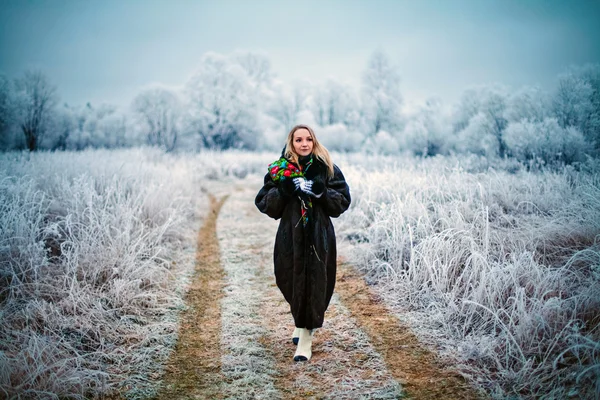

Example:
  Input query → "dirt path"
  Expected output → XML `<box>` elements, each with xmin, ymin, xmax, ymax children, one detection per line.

<box><xmin>336</xmin><ymin>263</ymin><xmax>481</xmax><ymax>399</ymax></box>
<box><xmin>155</xmin><ymin>194</ymin><xmax>228</xmax><ymax>399</ymax></box>
<box><xmin>155</xmin><ymin>184</ymin><xmax>485</xmax><ymax>399</ymax></box>
<box><xmin>219</xmin><ymin>187</ymin><xmax>400</xmax><ymax>399</ymax></box>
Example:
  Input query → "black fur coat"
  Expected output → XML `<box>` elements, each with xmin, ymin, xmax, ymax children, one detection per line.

<box><xmin>255</xmin><ymin>154</ymin><xmax>351</xmax><ymax>329</ymax></box>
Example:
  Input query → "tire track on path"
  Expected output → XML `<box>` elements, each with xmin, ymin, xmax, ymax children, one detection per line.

<box><xmin>155</xmin><ymin>194</ymin><xmax>228</xmax><ymax>399</ymax></box>
<box><xmin>217</xmin><ymin>187</ymin><xmax>280</xmax><ymax>399</ymax></box>
<box><xmin>335</xmin><ymin>262</ymin><xmax>485</xmax><ymax>399</ymax></box>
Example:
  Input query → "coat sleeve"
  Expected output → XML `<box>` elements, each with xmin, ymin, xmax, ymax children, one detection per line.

<box><xmin>255</xmin><ymin>172</ymin><xmax>288</xmax><ymax>220</ymax></box>
<box><xmin>317</xmin><ymin>164</ymin><xmax>351</xmax><ymax>218</ymax></box>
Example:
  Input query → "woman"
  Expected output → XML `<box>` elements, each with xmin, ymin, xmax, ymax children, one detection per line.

<box><xmin>255</xmin><ymin>124</ymin><xmax>351</xmax><ymax>362</ymax></box>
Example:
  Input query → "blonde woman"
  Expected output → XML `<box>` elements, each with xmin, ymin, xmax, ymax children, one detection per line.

<box><xmin>255</xmin><ymin>124</ymin><xmax>351</xmax><ymax>361</ymax></box>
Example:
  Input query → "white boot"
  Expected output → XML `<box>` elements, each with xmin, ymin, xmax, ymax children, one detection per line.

<box><xmin>293</xmin><ymin>328</ymin><xmax>313</xmax><ymax>361</ymax></box>
<box><xmin>292</xmin><ymin>327</ymin><xmax>301</xmax><ymax>345</ymax></box>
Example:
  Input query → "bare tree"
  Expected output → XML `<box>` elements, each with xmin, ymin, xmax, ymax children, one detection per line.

<box><xmin>14</xmin><ymin>70</ymin><xmax>58</xmax><ymax>151</ymax></box>
<box><xmin>185</xmin><ymin>52</ymin><xmax>259</xmax><ymax>150</ymax></box>
<box><xmin>268</xmin><ymin>82</ymin><xmax>307</xmax><ymax>131</ymax></box>
<box><xmin>309</xmin><ymin>79</ymin><xmax>350</xmax><ymax>126</ymax></box>
<box><xmin>48</xmin><ymin>105</ymin><xmax>76</xmax><ymax>150</ymax></box>
<box><xmin>552</xmin><ymin>64</ymin><xmax>600</xmax><ymax>149</ymax></box>
<box><xmin>132</xmin><ymin>87</ymin><xmax>180</xmax><ymax>152</ymax></box>
<box><xmin>552</xmin><ymin>76</ymin><xmax>592</xmax><ymax>129</ymax></box>
<box><xmin>361</xmin><ymin>50</ymin><xmax>403</xmax><ymax>136</ymax></box>
<box><xmin>231</xmin><ymin>51</ymin><xmax>274</xmax><ymax>90</ymax></box>
<box><xmin>0</xmin><ymin>74</ymin><xmax>14</xmax><ymax>150</ymax></box>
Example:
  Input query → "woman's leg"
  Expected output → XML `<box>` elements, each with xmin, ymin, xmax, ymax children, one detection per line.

<box><xmin>293</xmin><ymin>328</ymin><xmax>314</xmax><ymax>361</ymax></box>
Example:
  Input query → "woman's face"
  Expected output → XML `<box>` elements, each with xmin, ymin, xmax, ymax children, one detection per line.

<box><xmin>292</xmin><ymin>128</ymin><xmax>314</xmax><ymax>157</ymax></box>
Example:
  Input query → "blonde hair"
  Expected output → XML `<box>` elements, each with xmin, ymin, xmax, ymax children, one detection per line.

<box><xmin>284</xmin><ymin>124</ymin><xmax>334</xmax><ymax>178</ymax></box>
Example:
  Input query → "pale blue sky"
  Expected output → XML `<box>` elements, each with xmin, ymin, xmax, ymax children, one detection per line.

<box><xmin>1</xmin><ymin>0</ymin><xmax>599</xmax><ymax>107</ymax></box>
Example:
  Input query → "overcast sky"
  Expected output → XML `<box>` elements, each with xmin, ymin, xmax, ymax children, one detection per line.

<box><xmin>1</xmin><ymin>0</ymin><xmax>599</xmax><ymax>108</ymax></box>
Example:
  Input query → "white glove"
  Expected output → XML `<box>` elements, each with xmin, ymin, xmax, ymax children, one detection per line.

<box><xmin>293</xmin><ymin>177</ymin><xmax>306</xmax><ymax>192</ymax></box>
<box><xmin>298</xmin><ymin>178</ymin><xmax>322</xmax><ymax>198</ymax></box>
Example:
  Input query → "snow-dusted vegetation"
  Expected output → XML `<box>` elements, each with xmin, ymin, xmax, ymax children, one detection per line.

<box><xmin>1</xmin><ymin>53</ymin><xmax>598</xmax><ymax>168</ymax></box>
<box><xmin>337</xmin><ymin>153</ymin><xmax>600</xmax><ymax>399</ymax></box>
<box><xmin>1</xmin><ymin>47</ymin><xmax>599</xmax><ymax>398</ymax></box>
<box><xmin>0</xmin><ymin>147</ymin><xmax>284</xmax><ymax>398</ymax></box>
<box><xmin>1</xmin><ymin>147</ymin><xmax>599</xmax><ymax>398</ymax></box>
<box><xmin>0</xmin><ymin>148</ymin><xmax>207</xmax><ymax>398</ymax></box>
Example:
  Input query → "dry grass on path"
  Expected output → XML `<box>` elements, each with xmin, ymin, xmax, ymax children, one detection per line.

<box><xmin>155</xmin><ymin>194</ymin><xmax>229</xmax><ymax>400</ymax></box>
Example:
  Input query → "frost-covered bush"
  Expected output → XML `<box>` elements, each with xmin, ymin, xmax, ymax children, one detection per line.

<box><xmin>504</xmin><ymin>86</ymin><xmax>550</xmax><ymax>124</ymax></box>
<box><xmin>399</xmin><ymin>98</ymin><xmax>450</xmax><ymax>156</ymax></box>
<box><xmin>317</xmin><ymin>123</ymin><xmax>364</xmax><ymax>152</ymax></box>
<box><xmin>364</xmin><ymin>130</ymin><xmax>399</xmax><ymax>155</ymax></box>
<box><xmin>552</xmin><ymin>64</ymin><xmax>600</xmax><ymax>148</ymax></box>
<box><xmin>454</xmin><ymin>112</ymin><xmax>502</xmax><ymax>158</ymax></box>
<box><xmin>451</xmin><ymin>85</ymin><xmax>508</xmax><ymax>134</ymax></box>
<box><xmin>504</xmin><ymin>118</ymin><xmax>589</xmax><ymax>165</ymax></box>
<box><xmin>193</xmin><ymin>149</ymin><xmax>278</xmax><ymax>180</ymax></box>
<box><xmin>338</xmin><ymin>153</ymin><xmax>600</xmax><ymax>399</ymax></box>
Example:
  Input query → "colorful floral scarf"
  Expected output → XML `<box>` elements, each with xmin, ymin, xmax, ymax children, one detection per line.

<box><xmin>268</xmin><ymin>156</ymin><xmax>313</xmax><ymax>227</ymax></box>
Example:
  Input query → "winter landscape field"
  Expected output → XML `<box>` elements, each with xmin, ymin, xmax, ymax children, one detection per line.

<box><xmin>2</xmin><ymin>1</ymin><xmax>600</xmax><ymax>397</ymax></box>
<box><xmin>1</xmin><ymin>146</ymin><xmax>599</xmax><ymax>399</ymax></box>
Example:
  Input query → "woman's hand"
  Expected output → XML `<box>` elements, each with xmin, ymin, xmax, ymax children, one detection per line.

<box><xmin>293</xmin><ymin>177</ymin><xmax>306</xmax><ymax>193</ymax></box>
<box><xmin>294</xmin><ymin>177</ymin><xmax>324</xmax><ymax>198</ymax></box>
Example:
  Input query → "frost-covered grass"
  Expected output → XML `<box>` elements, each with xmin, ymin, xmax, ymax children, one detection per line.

<box><xmin>3</xmin><ymin>147</ymin><xmax>598</xmax><ymax>399</ymax></box>
<box><xmin>0</xmin><ymin>148</ymin><xmax>210</xmax><ymax>398</ymax></box>
<box><xmin>0</xmin><ymin>148</ymin><xmax>277</xmax><ymax>399</ymax></box>
<box><xmin>336</xmin><ymin>153</ymin><xmax>600</xmax><ymax>399</ymax></box>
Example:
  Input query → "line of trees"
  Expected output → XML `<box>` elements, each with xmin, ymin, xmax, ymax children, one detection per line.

<box><xmin>1</xmin><ymin>51</ymin><xmax>598</xmax><ymax>166</ymax></box>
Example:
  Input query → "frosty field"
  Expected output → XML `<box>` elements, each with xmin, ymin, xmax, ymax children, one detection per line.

<box><xmin>1</xmin><ymin>148</ymin><xmax>598</xmax><ymax>399</ymax></box>
<box><xmin>337</xmin><ymin>153</ymin><xmax>600</xmax><ymax>398</ymax></box>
